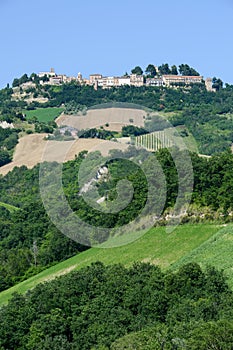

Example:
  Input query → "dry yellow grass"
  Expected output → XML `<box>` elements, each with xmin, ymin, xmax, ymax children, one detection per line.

<box><xmin>56</xmin><ymin>108</ymin><xmax>146</xmax><ymax>132</ymax></box>
<box><xmin>0</xmin><ymin>134</ymin><xmax>129</xmax><ymax>175</ymax></box>
<box><xmin>0</xmin><ymin>108</ymin><xmax>146</xmax><ymax>175</ymax></box>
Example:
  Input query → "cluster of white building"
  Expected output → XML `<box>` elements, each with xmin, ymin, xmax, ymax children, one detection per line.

<box><xmin>89</xmin><ymin>73</ymin><xmax>206</xmax><ymax>89</ymax></box>
<box><xmin>88</xmin><ymin>73</ymin><xmax>145</xmax><ymax>88</ymax></box>
<box><xmin>24</xmin><ymin>67</ymin><xmax>214</xmax><ymax>91</ymax></box>
<box><xmin>37</xmin><ymin>68</ymin><xmax>79</xmax><ymax>85</ymax></box>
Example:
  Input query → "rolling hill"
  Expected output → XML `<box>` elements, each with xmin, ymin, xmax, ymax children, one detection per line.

<box><xmin>0</xmin><ymin>223</ymin><xmax>224</xmax><ymax>307</ymax></box>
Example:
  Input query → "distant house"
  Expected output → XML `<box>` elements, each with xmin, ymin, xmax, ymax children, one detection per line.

<box><xmin>49</xmin><ymin>76</ymin><xmax>63</xmax><ymax>85</ymax></box>
<box><xmin>130</xmin><ymin>74</ymin><xmax>144</xmax><ymax>87</ymax></box>
<box><xmin>102</xmin><ymin>76</ymin><xmax>115</xmax><ymax>88</ymax></box>
<box><xmin>205</xmin><ymin>78</ymin><xmax>216</xmax><ymax>92</ymax></box>
<box><xmin>91</xmin><ymin>76</ymin><xmax>116</xmax><ymax>89</ymax></box>
<box><xmin>89</xmin><ymin>74</ymin><xmax>145</xmax><ymax>89</ymax></box>
<box><xmin>38</xmin><ymin>68</ymin><xmax>56</xmax><ymax>78</ymax></box>
<box><xmin>114</xmin><ymin>76</ymin><xmax>131</xmax><ymax>86</ymax></box>
<box><xmin>162</xmin><ymin>75</ymin><xmax>203</xmax><ymax>86</ymax></box>
<box><xmin>146</xmin><ymin>77</ymin><xmax>164</xmax><ymax>87</ymax></box>
<box><xmin>89</xmin><ymin>74</ymin><xmax>103</xmax><ymax>85</ymax></box>
<box><xmin>64</xmin><ymin>76</ymin><xmax>76</xmax><ymax>83</ymax></box>
<box><xmin>77</xmin><ymin>72</ymin><xmax>83</xmax><ymax>83</ymax></box>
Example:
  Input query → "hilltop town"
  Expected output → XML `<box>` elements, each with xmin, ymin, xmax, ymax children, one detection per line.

<box><xmin>11</xmin><ymin>64</ymin><xmax>217</xmax><ymax>94</ymax></box>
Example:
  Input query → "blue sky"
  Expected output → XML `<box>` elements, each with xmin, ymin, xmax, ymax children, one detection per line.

<box><xmin>0</xmin><ymin>0</ymin><xmax>232</xmax><ymax>87</ymax></box>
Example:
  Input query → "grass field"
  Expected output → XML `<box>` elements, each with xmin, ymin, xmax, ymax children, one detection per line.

<box><xmin>171</xmin><ymin>224</ymin><xmax>233</xmax><ymax>286</ymax></box>
<box><xmin>0</xmin><ymin>223</ymin><xmax>221</xmax><ymax>307</ymax></box>
<box><xmin>174</xmin><ymin>125</ymin><xmax>199</xmax><ymax>153</ymax></box>
<box><xmin>23</xmin><ymin>107</ymin><xmax>64</xmax><ymax>122</ymax></box>
<box><xmin>0</xmin><ymin>201</ymin><xmax>19</xmax><ymax>213</ymax></box>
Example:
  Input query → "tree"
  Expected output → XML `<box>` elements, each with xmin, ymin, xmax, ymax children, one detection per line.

<box><xmin>19</xmin><ymin>73</ymin><xmax>29</xmax><ymax>84</ymax></box>
<box><xmin>41</xmin><ymin>75</ymin><xmax>49</xmax><ymax>82</ymax></box>
<box><xmin>187</xmin><ymin>320</ymin><xmax>233</xmax><ymax>349</ymax></box>
<box><xmin>3</xmin><ymin>133</ymin><xmax>18</xmax><ymax>150</ymax></box>
<box><xmin>122</xmin><ymin>125</ymin><xmax>148</xmax><ymax>136</ymax></box>
<box><xmin>131</xmin><ymin>66</ymin><xmax>143</xmax><ymax>75</ymax></box>
<box><xmin>30</xmin><ymin>73</ymin><xmax>40</xmax><ymax>84</ymax></box>
<box><xmin>212</xmin><ymin>77</ymin><xmax>223</xmax><ymax>91</ymax></box>
<box><xmin>158</xmin><ymin>63</ymin><xmax>171</xmax><ymax>75</ymax></box>
<box><xmin>12</xmin><ymin>78</ymin><xmax>20</xmax><ymax>88</ymax></box>
<box><xmin>171</xmin><ymin>65</ymin><xmax>178</xmax><ymax>75</ymax></box>
<box><xmin>179</xmin><ymin>64</ymin><xmax>200</xmax><ymax>76</ymax></box>
<box><xmin>111</xmin><ymin>324</ymin><xmax>169</xmax><ymax>349</ymax></box>
<box><xmin>145</xmin><ymin>64</ymin><xmax>157</xmax><ymax>77</ymax></box>
<box><xmin>0</xmin><ymin>150</ymin><xmax>11</xmax><ymax>166</ymax></box>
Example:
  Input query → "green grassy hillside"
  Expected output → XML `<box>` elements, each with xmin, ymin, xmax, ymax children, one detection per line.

<box><xmin>23</xmin><ymin>107</ymin><xmax>64</xmax><ymax>122</ymax></box>
<box><xmin>0</xmin><ymin>223</ymin><xmax>221</xmax><ymax>307</ymax></box>
<box><xmin>172</xmin><ymin>224</ymin><xmax>233</xmax><ymax>286</ymax></box>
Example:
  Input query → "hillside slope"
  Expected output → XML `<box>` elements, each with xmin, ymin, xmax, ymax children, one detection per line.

<box><xmin>172</xmin><ymin>224</ymin><xmax>233</xmax><ymax>286</ymax></box>
<box><xmin>0</xmin><ymin>223</ymin><xmax>221</xmax><ymax>307</ymax></box>
<box><xmin>0</xmin><ymin>134</ymin><xmax>129</xmax><ymax>175</ymax></box>
<box><xmin>56</xmin><ymin>107</ymin><xmax>146</xmax><ymax>132</ymax></box>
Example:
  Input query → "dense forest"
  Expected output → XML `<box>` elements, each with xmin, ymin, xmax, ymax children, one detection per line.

<box><xmin>1</xmin><ymin>261</ymin><xmax>233</xmax><ymax>349</ymax></box>
<box><xmin>1</xmin><ymin>148</ymin><xmax>233</xmax><ymax>292</ymax></box>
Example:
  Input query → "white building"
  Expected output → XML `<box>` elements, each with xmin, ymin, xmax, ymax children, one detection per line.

<box><xmin>77</xmin><ymin>72</ymin><xmax>83</xmax><ymax>83</ymax></box>
<box><xmin>146</xmin><ymin>78</ymin><xmax>164</xmax><ymax>87</ymax></box>
<box><xmin>162</xmin><ymin>75</ymin><xmax>203</xmax><ymax>86</ymax></box>
<box><xmin>130</xmin><ymin>74</ymin><xmax>144</xmax><ymax>87</ymax></box>
<box><xmin>38</xmin><ymin>68</ymin><xmax>56</xmax><ymax>78</ymax></box>
<box><xmin>49</xmin><ymin>76</ymin><xmax>63</xmax><ymax>85</ymax></box>
<box><xmin>105</xmin><ymin>76</ymin><xmax>115</xmax><ymax>88</ymax></box>
<box><xmin>114</xmin><ymin>77</ymin><xmax>131</xmax><ymax>86</ymax></box>
<box><xmin>96</xmin><ymin>76</ymin><xmax>115</xmax><ymax>89</ymax></box>
<box><xmin>89</xmin><ymin>74</ymin><xmax>103</xmax><ymax>85</ymax></box>
<box><xmin>205</xmin><ymin>78</ymin><xmax>216</xmax><ymax>92</ymax></box>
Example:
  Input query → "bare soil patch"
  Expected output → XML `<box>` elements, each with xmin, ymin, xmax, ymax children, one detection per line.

<box><xmin>56</xmin><ymin>108</ymin><xmax>146</xmax><ymax>132</ymax></box>
<box><xmin>0</xmin><ymin>134</ymin><xmax>129</xmax><ymax>176</ymax></box>
<box><xmin>0</xmin><ymin>108</ymin><xmax>146</xmax><ymax>175</ymax></box>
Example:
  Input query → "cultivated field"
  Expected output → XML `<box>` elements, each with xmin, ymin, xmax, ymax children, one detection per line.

<box><xmin>135</xmin><ymin>127</ymin><xmax>199</xmax><ymax>153</ymax></box>
<box><xmin>56</xmin><ymin>108</ymin><xmax>146</xmax><ymax>132</ymax></box>
<box><xmin>0</xmin><ymin>107</ymin><xmax>147</xmax><ymax>175</ymax></box>
<box><xmin>23</xmin><ymin>107</ymin><xmax>64</xmax><ymax>122</ymax></box>
<box><xmin>0</xmin><ymin>134</ymin><xmax>129</xmax><ymax>176</ymax></box>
